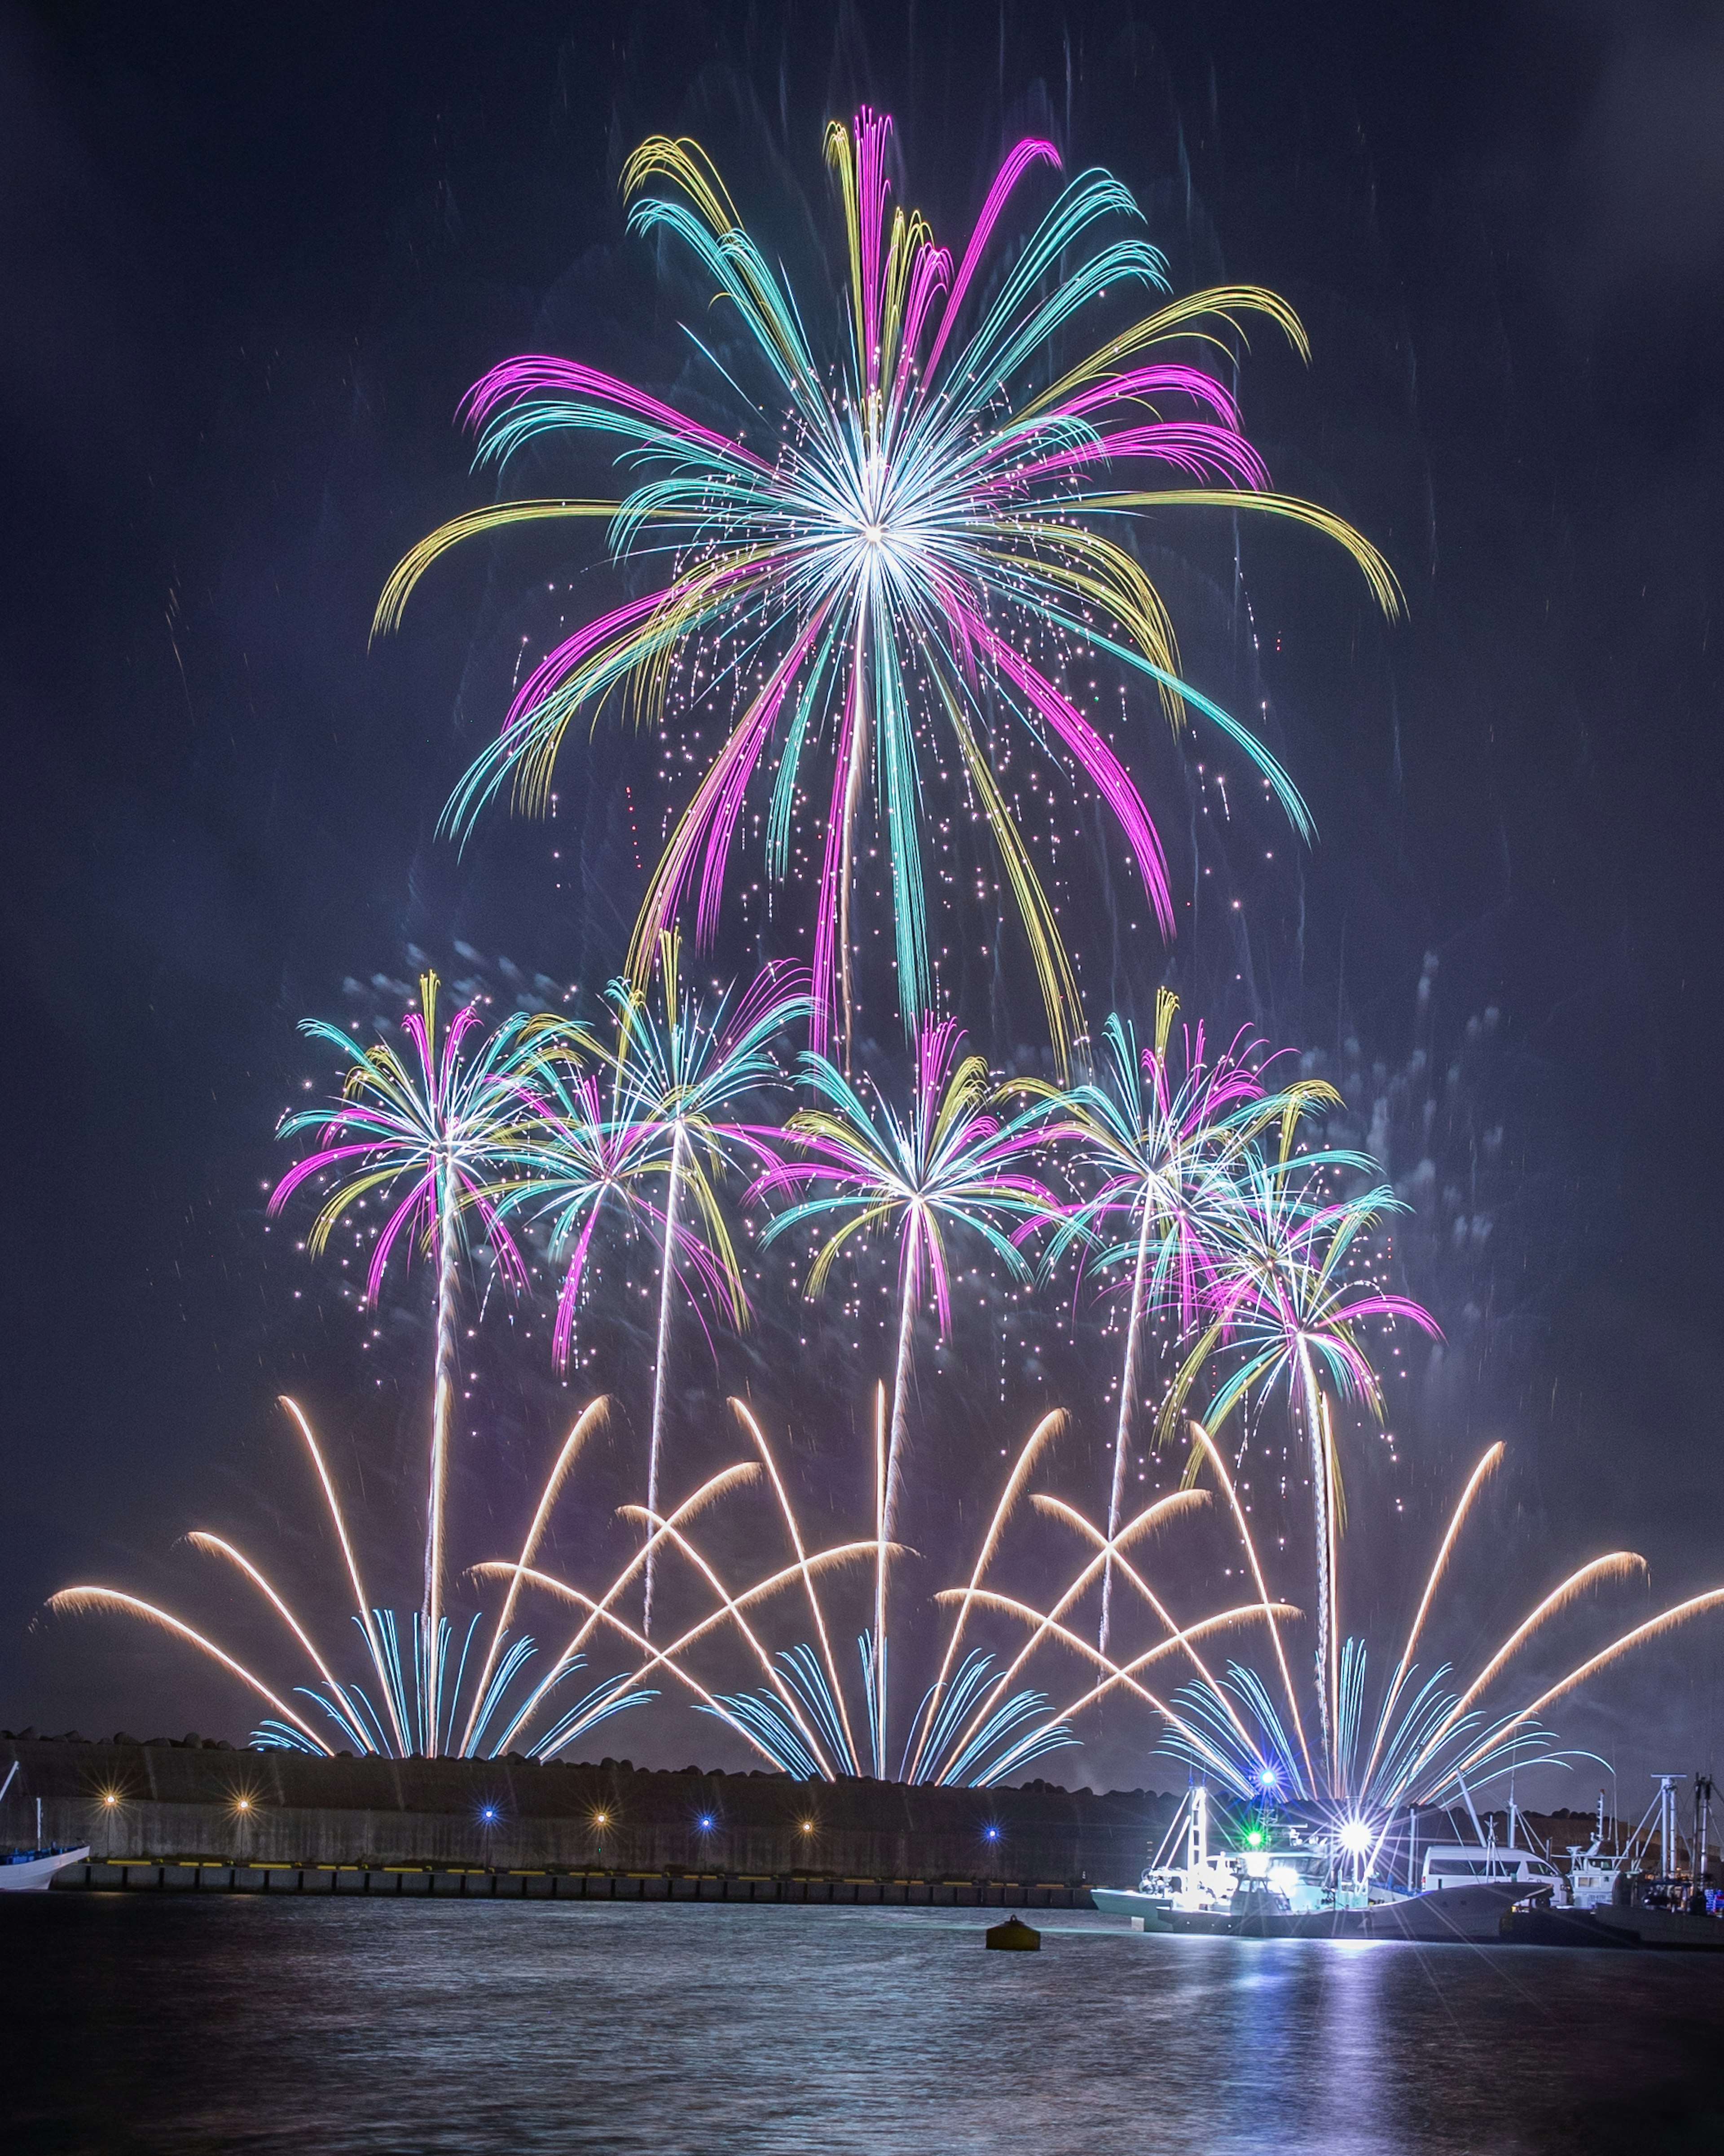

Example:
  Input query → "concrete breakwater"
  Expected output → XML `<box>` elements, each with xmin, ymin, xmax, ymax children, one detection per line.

<box><xmin>1</xmin><ymin>1738</ymin><xmax>1177</xmax><ymax>1887</ymax></box>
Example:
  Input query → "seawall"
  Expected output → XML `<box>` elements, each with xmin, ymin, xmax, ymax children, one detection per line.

<box><xmin>1</xmin><ymin>1738</ymin><xmax>1177</xmax><ymax>1885</ymax></box>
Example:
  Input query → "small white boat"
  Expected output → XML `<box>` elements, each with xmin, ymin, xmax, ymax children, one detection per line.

<box><xmin>0</xmin><ymin>1763</ymin><xmax>89</xmax><ymax>1892</ymax></box>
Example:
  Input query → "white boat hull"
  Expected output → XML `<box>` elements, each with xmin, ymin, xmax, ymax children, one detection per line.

<box><xmin>0</xmin><ymin>1846</ymin><xmax>90</xmax><ymax>1893</ymax></box>
<box><xmin>1090</xmin><ymin>1887</ymin><xmax>1174</xmax><ymax>1927</ymax></box>
<box><xmin>1361</xmin><ymin>1878</ymin><xmax>1545</xmax><ymax>1941</ymax></box>
<box><xmin>1093</xmin><ymin>1876</ymin><xmax>1546</xmax><ymax>1942</ymax></box>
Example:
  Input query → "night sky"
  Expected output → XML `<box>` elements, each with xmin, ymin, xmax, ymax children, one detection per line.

<box><xmin>3</xmin><ymin>0</ymin><xmax>1721</xmax><ymax>1800</ymax></box>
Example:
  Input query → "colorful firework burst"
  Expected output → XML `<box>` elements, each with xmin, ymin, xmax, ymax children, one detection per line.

<box><xmin>509</xmin><ymin>937</ymin><xmax>807</xmax><ymax>1634</ymax></box>
<box><xmin>268</xmin><ymin>972</ymin><xmax>541</xmax><ymax>1753</ymax></box>
<box><xmin>1160</xmin><ymin>1143</ymin><xmax>1443</xmax><ymax>1781</ymax></box>
<box><xmin>375</xmin><ymin>109</ymin><xmax>1399</xmax><ymax>1069</ymax></box>
<box><xmin>1042</xmin><ymin>992</ymin><xmax>1333</xmax><ymax>1650</ymax></box>
<box><xmin>751</xmin><ymin>1018</ymin><xmax>1062</xmax><ymax>1771</ymax></box>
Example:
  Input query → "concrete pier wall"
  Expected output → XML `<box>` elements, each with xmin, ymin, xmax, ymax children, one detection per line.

<box><xmin>1</xmin><ymin>1739</ymin><xmax>1177</xmax><ymax>1885</ymax></box>
<box><xmin>49</xmin><ymin>1861</ymin><xmax>1096</xmax><ymax>1907</ymax></box>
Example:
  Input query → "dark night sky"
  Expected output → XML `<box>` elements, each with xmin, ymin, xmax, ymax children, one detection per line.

<box><xmin>2</xmin><ymin>0</ymin><xmax>1721</xmax><ymax>1796</ymax></box>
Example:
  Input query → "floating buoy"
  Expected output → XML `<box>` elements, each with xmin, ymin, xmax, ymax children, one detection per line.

<box><xmin>985</xmin><ymin>1915</ymin><xmax>1041</xmax><ymax>1951</ymax></box>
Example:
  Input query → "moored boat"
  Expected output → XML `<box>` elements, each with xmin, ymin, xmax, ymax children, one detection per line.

<box><xmin>0</xmin><ymin>1762</ymin><xmax>89</xmax><ymax>1892</ymax></box>
<box><xmin>0</xmin><ymin>1844</ymin><xmax>92</xmax><ymax>1893</ymax></box>
<box><xmin>1093</xmin><ymin>1783</ymin><xmax>1557</xmax><ymax>1940</ymax></box>
<box><xmin>1092</xmin><ymin>1786</ymin><xmax>1382</xmax><ymax>1934</ymax></box>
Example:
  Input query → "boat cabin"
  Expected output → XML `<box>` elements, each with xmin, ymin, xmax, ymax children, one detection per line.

<box><xmin>1420</xmin><ymin>1844</ymin><xmax>1564</xmax><ymax>1894</ymax></box>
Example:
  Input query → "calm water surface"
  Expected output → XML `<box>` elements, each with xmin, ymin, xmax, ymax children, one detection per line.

<box><xmin>4</xmin><ymin>1896</ymin><xmax>1721</xmax><ymax>2153</ymax></box>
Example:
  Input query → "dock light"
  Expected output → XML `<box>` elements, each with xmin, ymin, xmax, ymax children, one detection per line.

<box><xmin>102</xmin><ymin>1793</ymin><xmax>118</xmax><ymax>1809</ymax></box>
<box><xmin>234</xmin><ymin>1797</ymin><xmax>251</xmax><ymax>1813</ymax></box>
<box><xmin>983</xmin><ymin>1826</ymin><xmax>1000</xmax><ymax>1843</ymax></box>
<box><xmin>1338</xmin><ymin>1819</ymin><xmax>1371</xmax><ymax>1857</ymax></box>
<box><xmin>480</xmin><ymin>1805</ymin><xmax>497</xmax><ymax>1823</ymax></box>
<box><xmin>800</xmin><ymin>1820</ymin><xmax>815</xmax><ymax>1836</ymax></box>
<box><xmin>593</xmin><ymin>1812</ymin><xmax>609</xmax><ymax>1830</ymax></box>
<box><xmin>697</xmin><ymin>1815</ymin><xmax>714</xmax><ymax>1832</ymax></box>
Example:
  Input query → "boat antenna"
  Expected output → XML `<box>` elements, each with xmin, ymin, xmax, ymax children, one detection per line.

<box><xmin>1454</xmin><ymin>1768</ymin><xmax>1487</xmax><ymax>1849</ymax></box>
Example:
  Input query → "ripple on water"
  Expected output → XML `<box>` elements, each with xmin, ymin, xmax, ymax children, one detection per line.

<box><xmin>4</xmin><ymin>1897</ymin><xmax>1722</xmax><ymax>2154</ymax></box>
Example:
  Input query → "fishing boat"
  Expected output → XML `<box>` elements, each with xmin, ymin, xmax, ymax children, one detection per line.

<box><xmin>0</xmin><ymin>1762</ymin><xmax>88</xmax><ymax>1892</ymax></box>
<box><xmin>1092</xmin><ymin>1786</ymin><xmax>1371</xmax><ymax>1932</ymax></box>
<box><xmin>1093</xmin><ymin>1784</ymin><xmax>1553</xmax><ymax>1940</ymax></box>
<box><xmin>1358</xmin><ymin>1875</ymin><xmax>1548</xmax><ymax>1941</ymax></box>
<box><xmin>1559</xmin><ymin>1789</ymin><xmax>1657</xmax><ymax>1910</ymax></box>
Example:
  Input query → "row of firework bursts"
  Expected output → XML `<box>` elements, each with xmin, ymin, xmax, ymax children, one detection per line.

<box><xmin>52</xmin><ymin>951</ymin><xmax>1724</xmax><ymax>1848</ymax></box>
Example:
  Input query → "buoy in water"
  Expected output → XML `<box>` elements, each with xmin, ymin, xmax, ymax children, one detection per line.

<box><xmin>985</xmin><ymin>1915</ymin><xmax>1041</xmax><ymax>1951</ymax></box>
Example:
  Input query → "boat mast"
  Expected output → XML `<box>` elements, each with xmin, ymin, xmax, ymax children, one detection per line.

<box><xmin>1187</xmin><ymin>1785</ymin><xmax>1208</xmax><ymax>1874</ymax></box>
<box><xmin>1653</xmin><ymin>1774</ymin><xmax>1684</xmax><ymax>1881</ymax></box>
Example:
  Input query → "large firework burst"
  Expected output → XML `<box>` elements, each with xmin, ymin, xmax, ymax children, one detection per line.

<box><xmin>375</xmin><ymin>108</ymin><xmax>1399</xmax><ymax>1069</ymax></box>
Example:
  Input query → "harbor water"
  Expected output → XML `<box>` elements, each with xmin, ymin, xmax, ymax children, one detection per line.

<box><xmin>4</xmin><ymin>1895</ymin><xmax>1721</xmax><ymax>2152</ymax></box>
